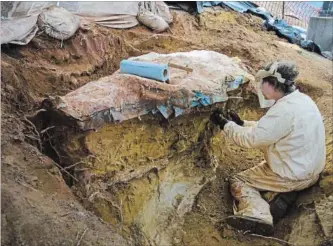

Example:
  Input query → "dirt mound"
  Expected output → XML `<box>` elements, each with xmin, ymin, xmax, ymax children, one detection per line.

<box><xmin>1</xmin><ymin>8</ymin><xmax>332</xmax><ymax>246</ymax></box>
<box><xmin>1</xmin><ymin>27</ymin><xmax>138</xmax><ymax>114</ymax></box>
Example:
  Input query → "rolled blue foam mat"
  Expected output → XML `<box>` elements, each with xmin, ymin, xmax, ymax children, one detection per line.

<box><xmin>120</xmin><ymin>60</ymin><xmax>169</xmax><ymax>82</ymax></box>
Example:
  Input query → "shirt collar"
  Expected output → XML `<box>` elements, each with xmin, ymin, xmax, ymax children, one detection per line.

<box><xmin>276</xmin><ymin>89</ymin><xmax>299</xmax><ymax>104</ymax></box>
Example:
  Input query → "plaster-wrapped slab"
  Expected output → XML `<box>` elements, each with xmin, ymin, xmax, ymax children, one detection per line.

<box><xmin>46</xmin><ymin>50</ymin><xmax>254</xmax><ymax>130</ymax></box>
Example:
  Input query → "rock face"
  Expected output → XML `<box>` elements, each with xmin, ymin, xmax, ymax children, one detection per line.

<box><xmin>57</xmin><ymin>112</ymin><xmax>221</xmax><ymax>245</ymax></box>
<box><xmin>288</xmin><ymin>210</ymin><xmax>325</xmax><ymax>246</ymax></box>
<box><xmin>316</xmin><ymin>195</ymin><xmax>333</xmax><ymax>238</ymax></box>
<box><xmin>1</xmin><ymin>142</ymin><xmax>131</xmax><ymax>246</ymax></box>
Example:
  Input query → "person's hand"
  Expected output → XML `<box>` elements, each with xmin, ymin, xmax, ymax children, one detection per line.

<box><xmin>210</xmin><ymin>109</ymin><xmax>229</xmax><ymax>130</ymax></box>
<box><xmin>227</xmin><ymin>110</ymin><xmax>244</xmax><ymax>126</ymax></box>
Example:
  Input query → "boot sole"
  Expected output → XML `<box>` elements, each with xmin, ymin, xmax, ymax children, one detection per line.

<box><xmin>226</xmin><ymin>215</ymin><xmax>274</xmax><ymax>236</ymax></box>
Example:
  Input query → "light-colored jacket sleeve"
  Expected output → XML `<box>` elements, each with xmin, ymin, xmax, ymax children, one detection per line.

<box><xmin>243</xmin><ymin>120</ymin><xmax>258</xmax><ymax>128</ymax></box>
<box><xmin>224</xmin><ymin>110</ymin><xmax>293</xmax><ymax>149</ymax></box>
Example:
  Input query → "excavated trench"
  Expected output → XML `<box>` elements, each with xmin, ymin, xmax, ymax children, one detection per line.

<box><xmin>30</xmin><ymin>86</ymin><xmax>265</xmax><ymax>245</ymax></box>
<box><xmin>2</xmin><ymin>8</ymin><xmax>332</xmax><ymax>246</ymax></box>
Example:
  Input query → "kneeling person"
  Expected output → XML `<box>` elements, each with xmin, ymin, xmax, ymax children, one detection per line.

<box><xmin>210</xmin><ymin>61</ymin><xmax>326</xmax><ymax>235</ymax></box>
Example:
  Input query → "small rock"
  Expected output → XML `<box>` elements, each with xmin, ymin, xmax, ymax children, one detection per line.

<box><xmin>221</xmin><ymin>227</ymin><xmax>234</xmax><ymax>238</ymax></box>
<box><xmin>31</xmin><ymin>176</ymin><xmax>38</xmax><ymax>182</ymax></box>
<box><xmin>40</xmin><ymin>156</ymin><xmax>55</xmax><ymax>169</ymax></box>
<box><xmin>319</xmin><ymin>175</ymin><xmax>333</xmax><ymax>196</ymax></box>
<box><xmin>71</xmin><ymin>71</ymin><xmax>81</xmax><ymax>77</ymax></box>
<box><xmin>315</xmin><ymin>195</ymin><xmax>333</xmax><ymax>237</ymax></box>
<box><xmin>70</xmin><ymin>76</ymin><xmax>78</xmax><ymax>86</ymax></box>
<box><xmin>62</xmin><ymin>74</ymin><xmax>71</xmax><ymax>83</ymax></box>
<box><xmin>76</xmin><ymin>211</ymin><xmax>87</xmax><ymax>218</ymax></box>
<box><xmin>63</xmin><ymin>53</ymin><xmax>70</xmax><ymax>61</ymax></box>
<box><xmin>5</xmin><ymin>84</ymin><xmax>15</xmax><ymax>93</ymax></box>
<box><xmin>12</xmin><ymin>135</ymin><xmax>22</xmax><ymax>142</ymax></box>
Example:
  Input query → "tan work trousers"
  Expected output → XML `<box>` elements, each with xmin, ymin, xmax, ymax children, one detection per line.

<box><xmin>230</xmin><ymin>161</ymin><xmax>319</xmax><ymax>224</ymax></box>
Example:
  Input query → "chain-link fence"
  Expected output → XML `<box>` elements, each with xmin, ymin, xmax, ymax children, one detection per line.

<box><xmin>253</xmin><ymin>1</ymin><xmax>321</xmax><ymax>28</ymax></box>
<box><xmin>320</xmin><ymin>1</ymin><xmax>333</xmax><ymax>17</ymax></box>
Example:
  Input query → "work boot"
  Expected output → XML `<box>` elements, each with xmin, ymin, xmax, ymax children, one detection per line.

<box><xmin>269</xmin><ymin>191</ymin><xmax>298</xmax><ymax>224</ymax></box>
<box><xmin>228</xmin><ymin>177</ymin><xmax>274</xmax><ymax>235</ymax></box>
<box><xmin>226</xmin><ymin>215</ymin><xmax>274</xmax><ymax>236</ymax></box>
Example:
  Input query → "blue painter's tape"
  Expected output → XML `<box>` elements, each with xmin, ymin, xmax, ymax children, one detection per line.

<box><xmin>228</xmin><ymin>75</ymin><xmax>244</xmax><ymax>89</ymax></box>
<box><xmin>199</xmin><ymin>96</ymin><xmax>211</xmax><ymax>106</ymax></box>
<box><xmin>120</xmin><ymin>60</ymin><xmax>169</xmax><ymax>82</ymax></box>
<box><xmin>191</xmin><ymin>101</ymin><xmax>202</xmax><ymax>107</ymax></box>
<box><xmin>194</xmin><ymin>91</ymin><xmax>211</xmax><ymax>106</ymax></box>
<box><xmin>174</xmin><ymin>107</ymin><xmax>185</xmax><ymax>117</ymax></box>
<box><xmin>190</xmin><ymin>91</ymin><xmax>228</xmax><ymax>108</ymax></box>
<box><xmin>157</xmin><ymin>105</ymin><xmax>173</xmax><ymax>119</ymax></box>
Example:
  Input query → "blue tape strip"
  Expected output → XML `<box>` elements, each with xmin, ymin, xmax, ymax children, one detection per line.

<box><xmin>228</xmin><ymin>75</ymin><xmax>244</xmax><ymax>89</ymax></box>
<box><xmin>157</xmin><ymin>105</ymin><xmax>173</xmax><ymax>119</ymax></box>
<box><xmin>174</xmin><ymin>107</ymin><xmax>185</xmax><ymax>117</ymax></box>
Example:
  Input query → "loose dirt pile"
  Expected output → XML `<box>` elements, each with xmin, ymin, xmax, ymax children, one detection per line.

<box><xmin>1</xmin><ymin>9</ymin><xmax>332</xmax><ymax>246</ymax></box>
